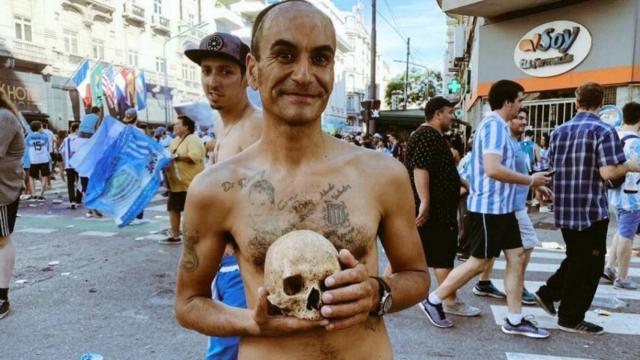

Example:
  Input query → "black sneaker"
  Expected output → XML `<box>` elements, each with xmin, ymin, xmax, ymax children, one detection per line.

<box><xmin>534</xmin><ymin>290</ymin><xmax>556</xmax><ymax>316</ymax></box>
<box><xmin>0</xmin><ymin>299</ymin><xmax>9</xmax><ymax>319</ymax></box>
<box><xmin>473</xmin><ymin>281</ymin><xmax>506</xmax><ymax>299</ymax></box>
<box><xmin>158</xmin><ymin>237</ymin><xmax>182</xmax><ymax>245</ymax></box>
<box><xmin>558</xmin><ymin>320</ymin><xmax>604</xmax><ymax>335</ymax></box>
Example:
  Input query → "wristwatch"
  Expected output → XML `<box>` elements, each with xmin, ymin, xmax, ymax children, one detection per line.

<box><xmin>370</xmin><ymin>276</ymin><xmax>392</xmax><ymax>316</ymax></box>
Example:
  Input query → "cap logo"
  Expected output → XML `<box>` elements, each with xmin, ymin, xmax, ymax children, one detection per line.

<box><xmin>207</xmin><ymin>35</ymin><xmax>224</xmax><ymax>51</ymax></box>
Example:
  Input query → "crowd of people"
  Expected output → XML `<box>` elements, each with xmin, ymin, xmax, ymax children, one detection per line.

<box><xmin>0</xmin><ymin>1</ymin><xmax>638</xmax><ymax>358</ymax></box>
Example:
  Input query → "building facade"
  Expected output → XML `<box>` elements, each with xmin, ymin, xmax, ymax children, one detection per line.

<box><xmin>440</xmin><ymin>0</ymin><xmax>640</xmax><ymax>142</ymax></box>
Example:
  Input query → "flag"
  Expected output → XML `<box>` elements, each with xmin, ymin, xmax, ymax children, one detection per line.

<box><xmin>135</xmin><ymin>70</ymin><xmax>147</xmax><ymax>110</ymax></box>
<box><xmin>102</xmin><ymin>64</ymin><xmax>118</xmax><ymax>112</ymax></box>
<box><xmin>69</xmin><ymin>115</ymin><xmax>126</xmax><ymax>177</ymax></box>
<box><xmin>126</xmin><ymin>68</ymin><xmax>136</xmax><ymax>108</ymax></box>
<box><xmin>90</xmin><ymin>62</ymin><xmax>105</xmax><ymax>107</ymax></box>
<box><xmin>84</xmin><ymin>125</ymin><xmax>172</xmax><ymax>227</ymax></box>
<box><xmin>71</xmin><ymin>59</ymin><xmax>92</xmax><ymax>109</ymax></box>
<box><xmin>115</xmin><ymin>67</ymin><xmax>128</xmax><ymax>110</ymax></box>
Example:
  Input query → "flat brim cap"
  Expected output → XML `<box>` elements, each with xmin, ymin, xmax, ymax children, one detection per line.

<box><xmin>184</xmin><ymin>32</ymin><xmax>250</xmax><ymax>69</ymax></box>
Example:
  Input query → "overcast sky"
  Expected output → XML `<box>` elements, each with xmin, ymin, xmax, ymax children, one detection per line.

<box><xmin>334</xmin><ymin>0</ymin><xmax>447</xmax><ymax>78</ymax></box>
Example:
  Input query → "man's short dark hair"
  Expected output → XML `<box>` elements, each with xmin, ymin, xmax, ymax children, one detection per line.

<box><xmin>178</xmin><ymin>115</ymin><xmax>196</xmax><ymax>134</ymax></box>
<box><xmin>576</xmin><ymin>82</ymin><xmax>604</xmax><ymax>109</ymax></box>
<box><xmin>30</xmin><ymin>120</ymin><xmax>42</xmax><ymax>132</ymax></box>
<box><xmin>424</xmin><ymin>96</ymin><xmax>455</xmax><ymax>121</ymax></box>
<box><xmin>519</xmin><ymin>107</ymin><xmax>529</xmax><ymax>116</ymax></box>
<box><xmin>252</xmin><ymin>0</ymin><xmax>318</xmax><ymax>60</ymax></box>
<box><xmin>91</xmin><ymin>106</ymin><xmax>101</xmax><ymax>114</ymax></box>
<box><xmin>71</xmin><ymin>122</ymin><xmax>80</xmax><ymax>132</ymax></box>
<box><xmin>623</xmin><ymin>101</ymin><xmax>640</xmax><ymax>125</ymax></box>
<box><xmin>488</xmin><ymin>80</ymin><xmax>524</xmax><ymax>111</ymax></box>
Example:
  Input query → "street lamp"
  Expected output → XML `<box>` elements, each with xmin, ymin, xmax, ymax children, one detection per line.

<box><xmin>163</xmin><ymin>21</ymin><xmax>208</xmax><ymax>125</ymax></box>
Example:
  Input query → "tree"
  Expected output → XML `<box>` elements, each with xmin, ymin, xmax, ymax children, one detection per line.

<box><xmin>384</xmin><ymin>68</ymin><xmax>443</xmax><ymax>110</ymax></box>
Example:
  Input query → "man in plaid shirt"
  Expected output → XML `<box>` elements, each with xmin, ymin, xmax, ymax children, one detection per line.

<box><xmin>534</xmin><ymin>82</ymin><xmax>640</xmax><ymax>335</ymax></box>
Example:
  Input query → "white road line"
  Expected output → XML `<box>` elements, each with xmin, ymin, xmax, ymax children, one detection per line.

<box><xmin>530</xmin><ymin>251</ymin><xmax>640</xmax><ymax>264</ymax></box>
<box><xmin>491</xmin><ymin>305</ymin><xmax>640</xmax><ymax>335</ymax></box>
<box><xmin>505</xmin><ymin>352</ymin><xmax>595</xmax><ymax>360</ymax></box>
<box><xmin>15</xmin><ymin>228</ymin><xmax>57</xmax><ymax>234</ymax></box>
<box><xmin>145</xmin><ymin>204</ymin><xmax>167</xmax><ymax>212</ymax></box>
<box><xmin>78</xmin><ymin>231</ymin><xmax>117</xmax><ymax>237</ymax></box>
<box><xmin>493</xmin><ymin>260</ymin><xmax>640</xmax><ymax>277</ymax></box>
<box><xmin>490</xmin><ymin>279</ymin><xmax>640</xmax><ymax>301</ymax></box>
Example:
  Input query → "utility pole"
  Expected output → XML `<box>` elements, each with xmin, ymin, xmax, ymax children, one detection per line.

<box><xmin>368</xmin><ymin>0</ymin><xmax>377</xmax><ymax>134</ymax></box>
<box><xmin>404</xmin><ymin>37</ymin><xmax>410</xmax><ymax>111</ymax></box>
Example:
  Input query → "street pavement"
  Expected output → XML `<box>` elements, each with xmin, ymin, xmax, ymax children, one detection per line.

<box><xmin>1</xmin><ymin>180</ymin><xmax>640</xmax><ymax>359</ymax></box>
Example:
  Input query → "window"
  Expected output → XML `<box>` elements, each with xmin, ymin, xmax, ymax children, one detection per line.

<box><xmin>188</xmin><ymin>13</ymin><xmax>195</xmax><ymax>26</ymax></box>
<box><xmin>154</xmin><ymin>0</ymin><xmax>162</xmax><ymax>14</ymax></box>
<box><xmin>92</xmin><ymin>39</ymin><xmax>105</xmax><ymax>59</ymax></box>
<box><xmin>181</xmin><ymin>63</ymin><xmax>188</xmax><ymax>79</ymax></box>
<box><xmin>64</xmin><ymin>30</ymin><xmax>78</xmax><ymax>54</ymax></box>
<box><xmin>189</xmin><ymin>65</ymin><xmax>196</xmax><ymax>82</ymax></box>
<box><xmin>155</xmin><ymin>56</ymin><xmax>166</xmax><ymax>73</ymax></box>
<box><xmin>128</xmin><ymin>50</ymin><xmax>138</xmax><ymax>66</ymax></box>
<box><xmin>14</xmin><ymin>16</ymin><xmax>32</xmax><ymax>42</ymax></box>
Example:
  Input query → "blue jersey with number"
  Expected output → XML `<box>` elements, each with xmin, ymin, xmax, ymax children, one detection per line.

<box><xmin>25</xmin><ymin>132</ymin><xmax>50</xmax><ymax>165</ymax></box>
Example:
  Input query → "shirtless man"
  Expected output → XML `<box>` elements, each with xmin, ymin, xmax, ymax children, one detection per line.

<box><xmin>174</xmin><ymin>1</ymin><xmax>429</xmax><ymax>359</ymax></box>
<box><xmin>184</xmin><ymin>32</ymin><xmax>263</xmax><ymax>359</ymax></box>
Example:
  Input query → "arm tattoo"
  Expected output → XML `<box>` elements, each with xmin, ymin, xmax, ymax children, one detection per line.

<box><xmin>180</xmin><ymin>233</ymin><xmax>200</xmax><ymax>272</ymax></box>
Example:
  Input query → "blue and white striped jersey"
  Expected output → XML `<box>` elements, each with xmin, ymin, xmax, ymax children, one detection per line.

<box><xmin>467</xmin><ymin>112</ymin><xmax>518</xmax><ymax>214</ymax></box>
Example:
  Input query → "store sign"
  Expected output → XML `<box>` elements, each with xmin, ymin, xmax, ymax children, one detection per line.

<box><xmin>514</xmin><ymin>20</ymin><xmax>592</xmax><ymax>77</ymax></box>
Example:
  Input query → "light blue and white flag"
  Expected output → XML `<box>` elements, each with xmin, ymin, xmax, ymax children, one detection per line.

<box><xmin>69</xmin><ymin>115</ymin><xmax>126</xmax><ymax>177</ymax></box>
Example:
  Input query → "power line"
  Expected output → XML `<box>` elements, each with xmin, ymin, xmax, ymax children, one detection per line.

<box><xmin>376</xmin><ymin>10</ymin><xmax>405</xmax><ymax>42</ymax></box>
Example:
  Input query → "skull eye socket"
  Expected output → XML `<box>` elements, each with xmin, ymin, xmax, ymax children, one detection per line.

<box><xmin>283</xmin><ymin>274</ymin><xmax>304</xmax><ymax>295</ymax></box>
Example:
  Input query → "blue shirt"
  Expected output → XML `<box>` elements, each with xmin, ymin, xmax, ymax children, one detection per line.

<box><xmin>520</xmin><ymin>138</ymin><xmax>535</xmax><ymax>172</ymax></box>
<box><xmin>514</xmin><ymin>139</ymin><xmax>530</xmax><ymax>212</ymax></box>
<box><xmin>467</xmin><ymin>112</ymin><xmax>518</xmax><ymax>214</ymax></box>
<box><xmin>551</xmin><ymin>111</ymin><xmax>626</xmax><ymax>230</ymax></box>
<box><xmin>25</xmin><ymin>132</ymin><xmax>50</xmax><ymax>165</ymax></box>
<box><xmin>79</xmin><ymin>113</ymin><xmax>99</xmax><ymax>134</ymax></box>
<box><xmin>608</xmin><ymin>130</ymin><xmax>640</xmax><ymax>211</ymax></box>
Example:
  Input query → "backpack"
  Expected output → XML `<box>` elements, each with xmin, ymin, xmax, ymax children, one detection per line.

<box><xmin>606</xmin><ymin>134</ymin><xmax>639</xmax><ymax>189</ymax></box>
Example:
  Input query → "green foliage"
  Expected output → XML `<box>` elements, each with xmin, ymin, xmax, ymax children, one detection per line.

<box><xmin>385</xmin><ymin>68</ymin><xmax>443</xmax><ymax>109</ymax></box>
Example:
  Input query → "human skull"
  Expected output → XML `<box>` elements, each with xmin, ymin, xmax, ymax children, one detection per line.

<box><xmin>264</xmin><ymin>230</ymin><xmax>341</xmax><ymax>320</ymax></box>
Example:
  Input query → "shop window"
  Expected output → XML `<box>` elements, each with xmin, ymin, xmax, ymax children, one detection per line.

<box><xmin>14</xmin><ymin>16</ymin><xmax>32</xmax><ymax>42</ymax></box>
<box><xmin>64</xmin><ymin>29</ymin><xmax>79</xmax><ymax>55</ymax></box>
<box><xmin>603</xmin><ymin>87</ymin><xmax>617</xmax><ymax>105</ymax></box>
<box><xmin>92</xmin><ymin>39</ymin><xmax>105</xmax><ymax>60</ymax></box>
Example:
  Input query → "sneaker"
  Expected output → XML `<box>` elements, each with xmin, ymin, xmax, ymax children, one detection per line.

<box><xmin>70</xmin><ymin>203</ymin><xmax>77</xmax><ymax>210</ymax></box>
<box><xmin>522</xmin><ymin>287</ymin><xmax>536</xmax><ymax>305</ymax></box>
<box><xmin>19</xmin><ymin>194</ymin><xmax>32</xmax><ymax>201</ymax></box>
<box><xmin>418</xmin><ymin>300</ymin><xmax>453</xmax><ymax>328</ymax></box>
<box><xmin>443</xmin><ymin>300</ymin><xmax>481</xmax><ymax>317</ymax></box>
<box><xmin>558</xmin><ymin>320</ymin><xmax>604</xmax><ymax>335</ymax></box>
<box><xmin>158</xmin><ymin>237</ymin><xmax>182</xmax><ymax>245</ymax></box>
<box><xmin>602</xmin><ymin>267</ymin><xmax>617</xmax><ymax>283</ymax></box>
<box><xmin>0</xmin><ymin>299</ymin><xmax>9</xmax><ymax>319</ymax></box>
<box><xmin>85</xmin><ymin>210</ymin><xmax>95</xmax><ymax>218</ymax></box>
<box><xmin>613</xmin><ymin>278</ymin><xmax>638</xmax><ymax>290</ymax></box>
<box><xmin>473</xmin><ymin>281</ymin><xmax>506</xmax><ymax>299</ymax></box>
<box><xmin>539</xmin><ymin>206</ymin><xmax>551</xmax><ymax>213</ymax></box>
<box><xmin>501</xmin><ymin>316</ymin><xmax>550</xmax><ymax>339</ymax></box>
<box><xmin>534</xmin><ymin>290</ymin><xmax>556</xmax><ymax>316</ymax></box>
<box><xmin>36</xmin><ymin>195</ymin><xmax>46</xmax><ymax>202</ymax></box>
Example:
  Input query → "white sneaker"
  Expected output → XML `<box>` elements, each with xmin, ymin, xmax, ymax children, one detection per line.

<box><xmin>443</xmin><ymin>300</ymin><xmax>481</xmax><ymax>317</ymax></box>
<box><xmin>614</xmin><ymin>278</ymin><xmax>638</xmax><ymax>290</ymax></box>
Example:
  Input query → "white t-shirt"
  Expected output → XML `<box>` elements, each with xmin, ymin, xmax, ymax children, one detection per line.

<box><xmin>59</xmin><ymin>133</ymin><xmax>79</xmax><ymax>169</ymax></box>
<box><xmin>42</xmin><ymin>128</ymin><xmax>55</xmax><ymax>152</ymax></box>
<box><xmin>26</xmin><ymin>132</ymin><xmax>51</xmax><ymax>165</ymax></box>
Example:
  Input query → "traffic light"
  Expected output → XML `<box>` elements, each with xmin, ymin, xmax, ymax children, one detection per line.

<box><xmin>448</xmin><ymin>79</ymin><xmax>462</xmax><ymax>94</ymax></box>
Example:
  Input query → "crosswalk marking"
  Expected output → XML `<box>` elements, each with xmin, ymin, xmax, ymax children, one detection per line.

<box><xmin>505</xmin><ymin>353</ymin><xmax>595</xmax><ymax>360</ymax></box>
<box><xmin>490</xmin><ymin>305</ymin><xmax>640</xmax><ymax>335</ymax></box>
<box><xmin>529</xmin><ymin>251</ymin><xmax>640</xmax><ymax>265</ymax></box>
<box><xmin>78</xmin><ymin>231</ymin><xmax>117</xmax><ymax>237</ymax></box>
<box><xmin>145</xmin><ymin>204</ymin><xmax>166</xmax><ymax>212</ymax></box>
<box><xmin>490</xmin><ymin>279</ymin><xmax>640</xmax><ymax>301</ymax></box>
<box><xmin>493</xmin><ymin>260</ymin><xmax>640</xmax><ymax>277</ymax></box>
<box><xmin>15</xmin><ymin>228</ymin><xmax>57</xmax><ymax>234</ymax></box>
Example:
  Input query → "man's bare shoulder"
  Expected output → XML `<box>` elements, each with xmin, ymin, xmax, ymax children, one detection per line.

<box><xmin>333</xmin><ymin>138</ymin><xmax>407</xmax><ymax>180</ymax></box>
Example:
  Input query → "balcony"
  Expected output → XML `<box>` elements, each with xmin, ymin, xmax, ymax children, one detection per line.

<box><xmin>88</xmin><ymin>0</ymin><xmax>115</xmax><ymax>13</ymax></box>
<box><xmin>212</xmin><ymin>4</ymin><xmax>244</xmax><ymax>31</ymax></box>
<box><xmin>123</xmin><ymin>1</ymin><xmax>145</xmax><ymax>26</ymax></box>
<box><xmin>229</xmin><ymin>0</ymin><xmax>267</xmax><ymax>21</ymax></box>
<box><xmin>11</xmin><ymin>39</ymin><xmax>48</xmax><ymax>64</ymax></box>
<box><xmin>151</xmin><ymin>14</ymin><xmax>171</xmax><ymax>35</ymax></box>
<box><xmin>440</xmin><ymin>0</ymin><xmax>562</xmax><ymax>18</ymax></box>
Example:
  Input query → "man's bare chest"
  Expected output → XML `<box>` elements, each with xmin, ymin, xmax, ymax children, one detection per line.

<box><xmin>221</xmin><ymin>170</ymin><xmax>379</xmax><ymax>269</ymax></box>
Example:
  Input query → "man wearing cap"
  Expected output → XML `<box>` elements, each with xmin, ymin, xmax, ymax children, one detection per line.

<box><xmin>407</xmin><ymin>97</ymin><xmax>480</xmax><ymax>319</ymax></box>
<box><xmin>184</xmin><ymin>32</ymin><xmax>263</xmax><ymax>360</ymax></box>
<box><xmin>175</xmin><ymin>1</ymin><xmax>428</xmax><ymax>359</ymax></box>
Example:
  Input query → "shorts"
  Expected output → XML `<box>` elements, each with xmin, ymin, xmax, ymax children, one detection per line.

<box><xmin>167</xmin><ymin>191</ymin><xmax>187</xmax><ymax>212</ymax></box>
<box><xmin>515</xmin><ymin>209</ymin><xmax>538</xmax><ymax>249</ymax></box>
<box><xmin>418</xmin><ymin>221</ymin><xmax>458</xmax><ymax>268</ymax></box>
<box><xmin>616</xmin><ymin>209</ymin><xmax>640</xmax><ymax>239</ymax></box>
<box><xmin>29</xmin><ymin>163</ymin><xmax>51</xmax><ymax>178</ymax></box>
<box><xmin>0</xmin><ymin>197</ymin><xmax>20</xmax><ymax>237</ymax></box>
<box><xmin>468</xmin><ymin>211</ymin><xmax>522</xmax><ymax>259</ymax></box>
<box><xmin>207</xmin><ymin>255</ymin><xmax>246</xmax><ymax>360</ymax></box>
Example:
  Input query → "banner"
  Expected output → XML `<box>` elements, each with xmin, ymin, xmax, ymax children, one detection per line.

<box><xmin>84</xmin><ymin>126</ymin><xmax>172</xmax><ymax>227</ymax></box>
<box><xmin>69</xmin><ymin>115</ymin><xmax>126</xmax><ymax>177</ymax></box>
<box><xmin>71</xmin><ymin>59</ymin><xmax>92</xmax><ymax>109</ymax></box>
<box><xmin>90</xmin><ymin>62</ymin><xmax>105</xmax><ymax>107</ymax></box>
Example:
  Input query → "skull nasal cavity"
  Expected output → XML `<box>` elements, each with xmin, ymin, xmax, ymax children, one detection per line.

<box><xmin>306</xmin><ymin>288</ymin><xmax>321</xmax><ymax>310</ymax></box>
<box><xmin>283</xmin><ymin>274</ymin><xmax>304</xmax><ymax>295</ymax></box>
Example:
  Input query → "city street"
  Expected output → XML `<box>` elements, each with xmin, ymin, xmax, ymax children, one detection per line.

<box><xmin>1</xmin><ymin>180</ymin><xmax>639</xmax><ymax>360</ymax></box>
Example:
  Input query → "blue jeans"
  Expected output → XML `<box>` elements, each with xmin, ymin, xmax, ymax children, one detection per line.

<box><xmin>205</xmin><ymin>255</ymin><xmax>246</xmax><ymax>360</ymax></box>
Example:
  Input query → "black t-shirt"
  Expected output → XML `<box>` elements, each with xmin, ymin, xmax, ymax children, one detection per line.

<box><xmin>406</xmin><ymin>125</ymin><xmax>461</xmax><ymax>225</ymax></box>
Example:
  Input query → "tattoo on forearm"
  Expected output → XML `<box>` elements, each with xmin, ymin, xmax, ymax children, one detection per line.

<box><xmin>180</xmin><ymin>232</ymin><xmax>200</xmax><ymax>272</ymax></box>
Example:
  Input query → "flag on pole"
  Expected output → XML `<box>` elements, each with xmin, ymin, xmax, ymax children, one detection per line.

<box><xmin>115</xmin><ymin>67</ymin><xmax>128</xmax><ymax>110</ymax></box>
<box><xmin>135</xmin><ymin>70</ymin><xmax>147</xmax><ymax>110</ymax></box>
<box><xmin>71</xmin><ymin>59</ymin><xmax>92</xmax><ymax>109</ymax></box>
<box><xmin>90</xmin><ymin>62</ymin><xmax>105</xmax><ymax>107</ymax></box>
<box><xmin>126</xmin><ymin>68</ymin><xmax>136</xmax><ymax>108</ymax></box>
<box><xmin>102</xmin><ymin>64</ymin><xmax>118</xmax><ymax>112</ymax></box>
